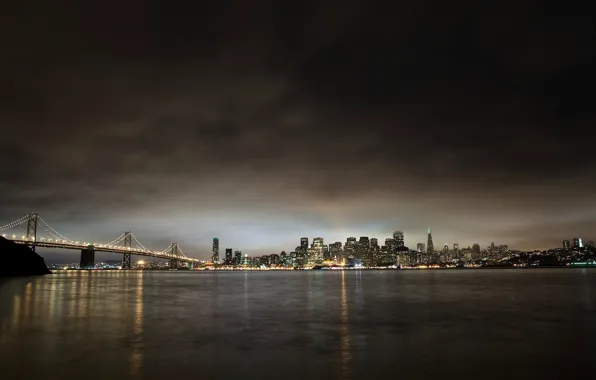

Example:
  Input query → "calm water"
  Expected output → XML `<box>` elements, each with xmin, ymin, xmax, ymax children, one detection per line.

<box><xmin>1</xmin><ymin>269</ymin><xmax>595</xmax><ymax>379</ymax></box>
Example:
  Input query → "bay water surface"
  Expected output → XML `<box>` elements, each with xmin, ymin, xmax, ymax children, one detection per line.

<box><xmin>1</xmin><ymin>269</ymin><xmax>595</xmax><ymax>379</ymax></box>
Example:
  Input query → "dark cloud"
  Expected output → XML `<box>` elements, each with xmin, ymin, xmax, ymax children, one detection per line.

<box><xmin>0</xmin><ymin>1</ymin><xmax>595</xmax><ymax>260</ymax></box>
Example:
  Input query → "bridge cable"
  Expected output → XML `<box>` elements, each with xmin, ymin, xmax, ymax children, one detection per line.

<box><xmin>0</xmin><ymin>215</ymin><xmax>30</xmax><ymax>232</ymax></box>
<box><xmin>37</xmin><ymin>217</ymin><xmax>76</xmax><ymax>243</ymax></box>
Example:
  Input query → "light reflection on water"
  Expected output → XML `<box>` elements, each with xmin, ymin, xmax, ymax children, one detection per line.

<box><xmin>0</xmin><ymin>269</ymin><xmax>595</xmax><ymax>380</ymax></box>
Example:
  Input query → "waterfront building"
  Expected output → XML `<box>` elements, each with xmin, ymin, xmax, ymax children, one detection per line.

<box><xmin>212</xmin><ymin>238</ymin><xmax>219</xmax><ymax>263</ymax></box>
<box><xmin>225</xmin><ymin>248</ymin><xmax>233</xmax><ymax>265</ymax></box>
<box><xmin>234</xmin><ymin>250</ymin><xmax>242</xmax><ymax>265</ymax></box>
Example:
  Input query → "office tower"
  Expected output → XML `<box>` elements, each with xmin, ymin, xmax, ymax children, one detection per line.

<box><xmin>579</xmin><ymin>238</ymin><xmax>583</xmax><ymax>248</ymax></box>
<box><xmin>393</xmin><ymin>231</ymin><xmax>405</xmax><ymax>247</ymax></box>
<box><xmin>322</xmin><ymin>245</ymin><xmax>330</xmax><ymax>260</ymax></box>
<box><xmin>300</xmin><ymin>237</ymin><xmax>309</xmax><ymax>251</ymax></box>
<box><xmin>443</xmin><ymin>244</ymin><xmax>449</xmax><ymax>253</ymax></box>
<box><xmin>358</xmin><ymin>236</ymin><xmax>370</xmax><ymax>248</ymax></box>
<box><xmin>453</xmin><ymin>243</ymin><xmax>459</xmax><ymax>252</ymax></box>
<box><xmin>427</xmin><ymin>228</ymin><xmax>434</xmax><ymax>253</ymax></box>
<box><xmin>347</xmin><ymin>237</ymin><xmax>357</xmax><ymax>245</ymax></box>
<box><xmin>588</xmin><ymin>241</ymin><xmax>594</xmax><ymax>248</ymax></box>
<box><xmin>329</xmin><ymin>242</ymin><xmax>342</xmax><ymax>251</ymax></box>
<box><xmin>280</xmin><ymin>251</ymin><xmax>288</xmax><ymax>266</ymax></box>
<box><xmin>212</xmin><ymin>238</ymin><xmax>219</xmax><ymax>263</ymax></box>
<box><xmin>225</xmin><ymin>248</ymin><xmax>233</xmax><ymax>264</ymax></box>
<box><xmin>471</xmin><ymin>243</ymin><xmax>480</xmax><ymax>260</ymax></box>
<box><xmin>371</xmin><ymin>238</ymin><xmax>379</xmax><ymax>248</ymax></box>
<box><xmin>234</xmin><ymin>250</ymin><xmax>242</xmax><ymax>265</ymax></box>
<box><xmin>572</xmin><ymin>238</ymin><xmax>580</xmax><ymax>249</ymax></box>
<box><xmin>562</xmin><ymin>240</ymin><xmax>570</xmax><ymax>249</ymax></box>
<box><xmin>312</xmin><ymin>237</ymin><xmax>324</xmax><ymax>248</ymax></box>
<box><xmin>417</xmin><ymin>243</ymin><xmax>426</xmax><ymax>253</ymax></box>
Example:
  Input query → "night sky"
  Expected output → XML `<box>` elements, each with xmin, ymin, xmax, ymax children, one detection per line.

<box><xmin>1</xmin><ymin>1</ymin><xmax>594</xmax><ymax>261</ymax></box>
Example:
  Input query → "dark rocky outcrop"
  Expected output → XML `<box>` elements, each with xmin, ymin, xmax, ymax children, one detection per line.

<box><xmin>0</xmin><ymin>236</ymin><xmax>51</xmax><ymax>276</ymax></box>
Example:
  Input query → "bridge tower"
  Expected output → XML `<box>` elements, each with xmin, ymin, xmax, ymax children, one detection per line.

<box><xmin>170</xmin><ymin>242</ymin><xmax>178</xmax><ymax>269</ymax></box>
<box><xmin>26</xmin><ymin>212</ymin><xmax>38</xmax><ymax>252</ymax></box>
<box><xmin>122</xmin><ymin>231</ymin><xmax>132</xmax><ymax>269</ymax></box>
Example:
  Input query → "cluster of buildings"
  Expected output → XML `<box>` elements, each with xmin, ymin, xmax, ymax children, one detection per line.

<box><xmin>562</xmin><ymin>238</ymin><xmax>593</xmax><ymax>250</ymax></box>
<box><xmin>210</xmin><ymin>229</ymin><xmax>513</xmax><ymax>268</ymax></box>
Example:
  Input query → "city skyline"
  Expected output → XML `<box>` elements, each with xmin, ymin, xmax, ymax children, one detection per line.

<box><xmin>11</xmin><ymin>216</ymin><xmax>593</xmax><ymax>263</ymax></box>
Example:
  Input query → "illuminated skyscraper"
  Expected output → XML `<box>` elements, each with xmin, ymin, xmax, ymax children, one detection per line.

<box><xmin>393</xmin><ymin>231</ymin><xmax>405</xmax><ymax>247</ymax></box>
<box><xmin>371</xmin><ymin>238</ymin><xmax>379</xmax><ymax>248</ymax></box>
<box><xmin>225</xmin><ymin>248</ymin><xmax>233</xmax><ymax>264</ymax></box>
<box><xmin>562</xmin><ymin>240</ymin><xmax>570</xmax><ymax>249</ymax></box>
<box><xmin>453</xmin><ymin>243</ymin><xmax>459</xmax><ymax>252</ymax></box>
<box><xmin>358</xmin><ymin>237</ymin><xmax>370</xmax><ymax>248</ymax></box>
<box><xmin>312</xmin><ymin>237</ymin><xmax>324</xmax><ymax>248</ymax></box>
<box><xmin>300</xmin><ymin>237</ymin><xmax>309</xmax><ymax>251</ymax></box>
<box><xmin>212</xmin><ymin>238</ymin><xmax>219</xmax><ymax>263</ymax></box>
<box><xmin>572</xmin><ymin>238</ymin><xmax>580</xmax><ymax>249</ymax></box>
<box><xmin>234</xmin><ymin>250</ymin><xmax>242</xmax><ymax>265</ymax></box>
<box><xmin>426</xmin><ymin>228</ymin><xmax>434</xmax><ymax>254</ymax></box>
<box><xmin>417</xmin><ymin>243</ymin><xmax>426</xmax><ymax>253</ymax></box>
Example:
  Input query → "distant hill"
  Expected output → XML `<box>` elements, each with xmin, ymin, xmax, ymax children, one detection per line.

<box><xmin>0</xmin><ymin>237</ymin><xmax>52</xmax><ymax>276</ymax></box>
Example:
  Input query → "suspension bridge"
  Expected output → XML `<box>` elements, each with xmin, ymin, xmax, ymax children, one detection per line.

<box><xmin>0</xmin><ymin>213</ymin><xmax>200</xmax><ymax>269</ymax></box>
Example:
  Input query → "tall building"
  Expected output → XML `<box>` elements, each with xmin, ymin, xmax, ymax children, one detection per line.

<box><xmin>426</xmin><ymin>228</ymin><xmax>434</xmax><ymax>254</ymax></box>
<box><xmin>225</xmin><ymin>248</ymin><xmax>233</xmax><ymax>264</ymax></box>
<box><xmin>312</xmin><ymin>237</ymin><xmax>324</xmax><ymax>248</ymax></box>
<box><xmin>393</xmin><ymin>231</ymin><xmax>405</xmax><ymax>247</ymax></box>
<box><xmin>453</xmin><ymin>243</ymin><xmax>459</xmax><ymax>252</ymax></box>
<box><xmin>562</xmin><ymin>240</ymin><xmax>570</xmax><ymax>249</ymax></box>
<box><xmin>234</xmin><ymin>250</ymin><xmax>242</xmax><ymax>265</ymax></box>
<box><xmin>300</xmin><ymin>237</ymin><xmax>309</xmax><ymax>251</ymax></box>
<box><xmin>371</xmin><ymin>238</ymin><xmax>379</xmax><ymax>248</ymax></box>
<box><xmin>358</xmin><ymin>236</ymin><xmax>370</xmax><ymax>248</ymax></box>
<box><xmin>212</xmin><ymin>238</ymin><xmax>219</xmax><ymax>263</ymax></box>
<box><xmin>417</xmin><ymin>243</ymin><xmax>426</xmax><ymax>253</ymax></box>
<box><xmin>572</xmin><ymin>238</ymin><xmax>580</xmax><ymax>249</ymax></box>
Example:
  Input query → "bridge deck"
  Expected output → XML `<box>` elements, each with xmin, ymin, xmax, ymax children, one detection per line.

<box><xmin>10</xmin><ymin>240</ymin><xmax>199</xmax><ymax>263</ymax></box>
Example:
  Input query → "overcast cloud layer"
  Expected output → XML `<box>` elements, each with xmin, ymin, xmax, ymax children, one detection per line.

<box><xmin>1</xmin><ymin>1</ymin><xmax>595</xmax><ymax>261</ymax></box>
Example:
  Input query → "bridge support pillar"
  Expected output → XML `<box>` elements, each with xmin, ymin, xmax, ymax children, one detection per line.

<box><xmin>80</xmin><ymin>248</ymin><xmax>95</xmax><ymax>269</ymax></box>
<box><xmin>170</xmin><ymin>259</ymin><xmax>178</xmax><ymax>269</ymax></box>
<box><xmin>122</xmin><ymin>253</ymin><xmax>132</xmax><ymax>269</ymax></box>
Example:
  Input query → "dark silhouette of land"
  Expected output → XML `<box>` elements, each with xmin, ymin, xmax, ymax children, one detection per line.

<box><xmin>0</xmin><ymin>237</ymin><xmax>51</xmax><ymax>276</ymax></box>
